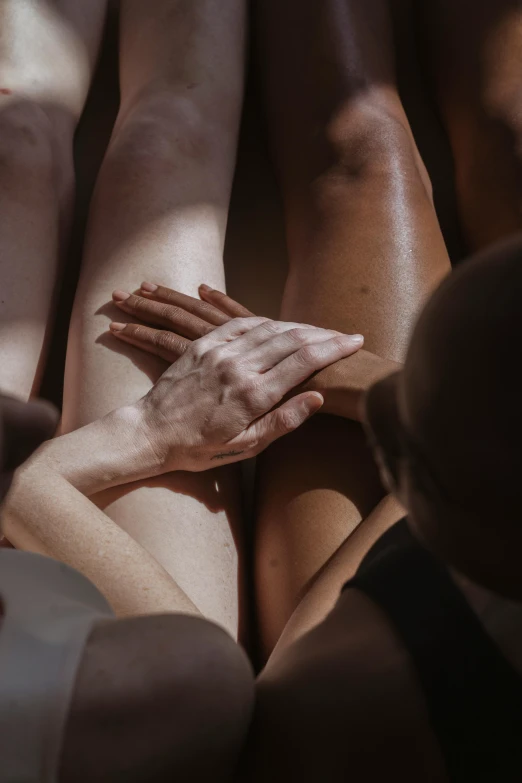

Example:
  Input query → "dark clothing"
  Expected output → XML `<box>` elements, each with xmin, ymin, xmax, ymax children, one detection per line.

<box><xmin>344</xmin><ymin>519</ymin><xmax>522</xmax><ymax>782</ymax></box>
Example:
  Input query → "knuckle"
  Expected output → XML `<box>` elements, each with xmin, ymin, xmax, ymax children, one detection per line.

<box><xmin>159</xmin><ymin>303</ymin><xmax>177</xmax><ymax>321</ymax></box>
<box><xmin>280</xmin><ymin>408</ymin><xmax>301</xmax><ymax>431</ymax></box>
<box><xmin>241</xmin><ymin>377</ymin><xmax>265</xmax><ymax>408</ymax></box>
<box><xmin>332</xmin><ymin>335</ymin><xmax>353</xmax><ymax>352</ymax></box>
<box><xmin>287</xmin><ymin>327</ymin><xmax>311</xmax><ymax>345</ymax></box>
<box><xmin>153</xmin><ymin>330</ymin><xmax>171</xmax><ymax>349</ymax></box>
<box><xmin>295</xmin><ymin>344</ymin><xmax>322</xmax><ymax>366</ymax></box>
<box><xmin>205</xmin><ymin>348</ymin><xmax>240</xmax><ymax>380</ymax></box>
<box><xmin>206</xmin><ymin>344</ymin><xmax>228</xmax><ymax>365</ymax></box>
<box><xmin>259</xmin><ymin>319</ymin><xmax>282</xmax><ymax>336</ymax></box>
<box><xmin>131</xmin><ymin>296</ymin><xmax>147</xmax><ymax>314</ymax></box>
<box><xmin>190</xmin><ymin>340</ymin><xmax>206</xmax><ymax>360</ymax></box>
<box><xmin>162</xmin><ymin>289</ymin><xmax>177</xmax><ymax>303</ymax></box>
<box><xmin>237</xmin><ymin>316</ymin><xmax>270</xmax><ymax>331</ymax></box>
<box><xmin>231</xmin><ymin>317</ymin><xmax>254</xmax><ymax>331</ymax></box>
<box><xmin>130</xmin><ymin>324</ymin><xmax>148</xmax><ymax>341</ymax></box>
<box><xmin>198</xmin><ymin>300</ymin><xmax>219</xmax><ymax>318</ymax></box>
<box><xmin>218</xmin><ymin>356</ymin><xmax>239</xmax><ymax>379</ymax></box>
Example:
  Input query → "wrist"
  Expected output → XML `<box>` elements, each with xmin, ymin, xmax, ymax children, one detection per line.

<box><xmin>129</xmin><ymin>399</ymin><xmax>176</xmax><ymax>476</ymax></box>
<box><xmin>303</xmin><ymin>351</ymin><xmax>402</xmax><ymax>422</ymax></box>
<box><xmin>34</xmin><ymin>404</ymin><xmax>166</xmax><ymax>495</ymax></box>
<box><xmin>107</xmin><ymin>403</ymin><xmax>167</xmax><ymax>480</ymax></box>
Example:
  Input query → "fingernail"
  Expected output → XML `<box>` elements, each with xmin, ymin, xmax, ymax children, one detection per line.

<box><xmin>140</xmin><ymin>282</ymin><xmax>158</xmax><ymax>293</ymax></box>
<box><xmin>112</xmin><ymin>290</ymin><xmax>130</xmax><ymax>302</ymax></box>
<box><xmin>307</xmin><ymin>392</ymin><xmax>324</xmax><ymax>410</ymax></box>
<box><xmin>199</xmin><ymin>284</ymin><xmax>212</xmax><ymax>293</ymax></box>
<box><xmin>110</xmin><ymin>322</ymin><xmax>126</xmax><ymax>332</ymax></box>
<box><xmin>351</xmin><ymin>334</ymin><xmax>364</xmax><ymax>345</ymax></box>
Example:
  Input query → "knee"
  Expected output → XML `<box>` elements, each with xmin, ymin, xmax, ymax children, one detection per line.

<box><xmin>317</xmin><ymin>96</ymin><xmax>433</xmax><ymax>199</ymax></box>
<box><xmin>108</xmin><ymin>91</ymin><xmax>221</xmax><ymax>172</ymax></box>
<box><xmin>0</xmin><ymin>99</ymin><xmax>71</xmax><ymax>190</ymax></box>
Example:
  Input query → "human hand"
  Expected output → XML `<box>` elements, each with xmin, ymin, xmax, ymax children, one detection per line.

<box><xmin>133</xmin><ymin>316</ymin><xmax>364</xmax><ymax>472</ymax></box>
<box><xmin>110</xmin><ymin>282</ymin><xmax>254</xmax><ymax>361</ymax></box>
<box><xmin>109</xmin><ymin>282</ymin><xmax>377</xmax><ymax>421</ymax></box>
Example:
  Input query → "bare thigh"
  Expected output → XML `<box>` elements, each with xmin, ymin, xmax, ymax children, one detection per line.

<box><xmin>0</xmin><ymin>0</ymin><xmax>106</xmax><ymax>398</ymax></box>
<box><xmin>423</xmin><ymin>0</ymin><xmax>522</xmax><ymax>250</ymax></box>
<box><xmin>254</xmin><ymin>0</ymin><xmax>451</xmax><ymax>657</ymax></box>
<box><xmin>62</xmin><ymin>0</ymin><xmax>247</xmax><ymax>637</ymax></box>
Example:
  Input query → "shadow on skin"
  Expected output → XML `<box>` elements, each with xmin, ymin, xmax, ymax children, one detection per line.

<box><xmin>92</xmin><ymin>464</ymin><xmax>250</xmax><ymax>643</ymax></box>
<box><xmin>94</xmin><ymin>298</ymin><xmax>169</xmax><ymax>384</ymax></box>
<box><xmin>93</xmin><ymin>469</ymin><xmax>235</xmax><ymax>516</ymax></box>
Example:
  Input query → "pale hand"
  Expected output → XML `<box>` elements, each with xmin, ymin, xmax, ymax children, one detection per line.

<box><xmin>109</xmin><ymin>282</ymin><xmax>397</xmax><ymax>423</ymax></box>
<box><xmin>134</xmin><ymin>315</ymin><xmax>364</xmax><ymax>471</ymax></box>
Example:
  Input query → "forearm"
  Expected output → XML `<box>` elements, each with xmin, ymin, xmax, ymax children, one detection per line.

<box><xmin>46</xmin><ymin>405</ymin><xmax>162</xmax><ymax>495</ymax></box>
<box><xmin>302</xmin><ymin>350</ymin><xmax>402</xmax><ymax>421</ymax></box>
<box><xmin>3</xmin><ymin>407</ymin><xmax>198</xmax><ymax>617</ymax></box>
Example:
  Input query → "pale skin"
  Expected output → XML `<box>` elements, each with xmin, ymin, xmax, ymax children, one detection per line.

<box><xmin>101</xmin><ymin>0</ymin><xmax>453</xmax><ymax>660</ymax></box>
<box><xmin>0</xmin><ymin>394</ymin><xmax>255</xmax><ymax>783</ymax></box>
<box><xmin>60</xmin><ymin>0</ymin><xmax>248</xmax><ymax>637</ymax></box>
<box><xmin>4</xmin><ymin>0</ymin><xmax>522</xmax><ymax>650</ymax></box>
<box><xmin>5</xmin><ymin>2</ymin><xmax>522</xmax><ymax>779</ymax></box>
<box><xmin>106</xmin><ymin>0</ymin><xmax>452</xmax><ymax>659</ymax></box>
<box><xmin>5</xmin><ymin>317</ymin><xmax>363</xmax><ymax>620</ymax></box>
<box><xmin>108</xmin><ymin>282</ymin><xmax>401</xmax><ymax>424</ymax></box>
<box><xmin>6</xmin><ymin>0</ymin><xmax>450</xmax><ymax>654</ymax></box>
<box><xmin>0</xmin><ymin>0</ymin><xmax>107</xmax><ymax>399</ymax></box>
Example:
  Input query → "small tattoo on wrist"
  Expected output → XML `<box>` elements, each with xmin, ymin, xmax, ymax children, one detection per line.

<box><xmin>211</xmin><ymin>450</ymin><xmax>244</xmax><ymax>461</ymax></box>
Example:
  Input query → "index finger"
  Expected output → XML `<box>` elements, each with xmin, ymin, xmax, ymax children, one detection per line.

<box><xmin>194</xmin><ymin>316</ymin><xmax>271</xmax><ymax>352</ymax></box>
<box><xmin>198</xmin><ymin>285</ymin><xmax>256</xmax><ymax>318</ymax></box>
<box><xmin>140</xmin><ymin>283</ymin><xmax>231</xmax><ymax>326</ymax></box>
<box><xmin>264</xmin><ymin>334</ymin><xmax>364</xmax><ymax>398</ymax></box>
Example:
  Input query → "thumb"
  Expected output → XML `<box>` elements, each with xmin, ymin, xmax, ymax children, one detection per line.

<box><xmin>247</xmin><ymin>392</ymin><xmax>324</xmax><ymax>454</ymax></box>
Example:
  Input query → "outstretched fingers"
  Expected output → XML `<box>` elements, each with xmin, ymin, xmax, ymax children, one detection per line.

<box><xmin>109</xmin><ymin>322</ymin><xmax>191</xmax><ymax>363</ymax></box>
<box><xmin>199</xmin><ymin>284</ymin><xmax>255</xmax><ymax>317</ymax></box>
<box><xmin>112</xmin><ymin>290</ymin><xmax>214</xmax><ymax>339</ymax></box>
<box><xmin>139</xmin><ymin>282</ymin><xmax>232</xmax><ymax>326</ymax></box>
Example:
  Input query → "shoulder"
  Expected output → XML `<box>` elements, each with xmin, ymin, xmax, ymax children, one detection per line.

<box><xmin>251</xmin><ymin>589</ymin><xmax>446</xmax><ymax>783</ymax></box>
<box><xmin>61</xmin><ymin>614</ymin><xmax>254</xmax><ymax>783</ymax></box>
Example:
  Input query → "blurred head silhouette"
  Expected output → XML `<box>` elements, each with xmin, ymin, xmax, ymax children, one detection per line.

<box><xmin>365</xmin><ymin>236</ymin><xmax>522</xmax><ymax>598</ymax></box>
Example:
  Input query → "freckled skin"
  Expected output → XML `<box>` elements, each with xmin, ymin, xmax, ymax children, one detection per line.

<box><xmin>61</xmin><ymin>0</ymin><xmax>247</xmax><ymax>637</ymax></box>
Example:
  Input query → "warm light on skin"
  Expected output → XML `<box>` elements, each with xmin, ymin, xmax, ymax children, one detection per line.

<box><xmin>0</xmin><ymin>2</ymin><xmax>91</xmax><ymax>113</ymax></box>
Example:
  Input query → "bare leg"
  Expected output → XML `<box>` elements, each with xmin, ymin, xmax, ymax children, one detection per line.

<box><xmin>0</xmin><ymin>0</ymin><xmax>106</xmax><ymax>398</ymax></box>
<box><xmin>423</xmin><ymin>0</ymin><xmax>522</xmax><ymax>250</ymax></box>
<box><xmin>255</xmin><ymin>0</ymin><xmax>451</xmax><ymax>656</ymax></box>
<box><xmin>62</xmin><ymin>0</ymin><xmax>247</xmax><ymax>636</ymax></box>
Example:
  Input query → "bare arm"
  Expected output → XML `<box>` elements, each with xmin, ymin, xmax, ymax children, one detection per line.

<box><xmin>4</xmin><ymin>317</ymin><xmax>361</xmax><ymax>618</ymax></box>
<box><xmin>4</xmin><ymin>407</ymin><xmax>199</xmax><ymax>617</ymax></box>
